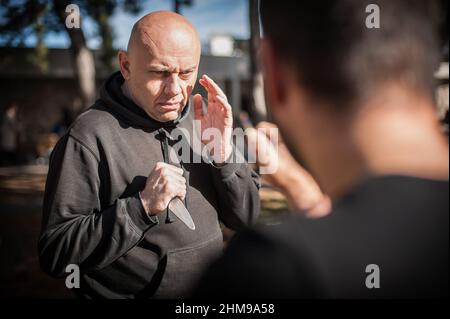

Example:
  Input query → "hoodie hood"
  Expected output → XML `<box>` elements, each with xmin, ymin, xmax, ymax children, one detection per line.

<box><xmin>99</xmin><ymin>71</ymin><xmax>191</xmax><ymax>129</ymax></box>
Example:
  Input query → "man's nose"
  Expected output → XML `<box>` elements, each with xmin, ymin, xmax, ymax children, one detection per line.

<box><xmin>164</xmin><ymin>75</ymin><xmax>182</xmax><ymax>96</ymax></box>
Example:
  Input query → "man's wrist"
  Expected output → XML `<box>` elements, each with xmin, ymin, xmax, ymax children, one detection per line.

<box><xmin>133</xmin><ymin>191</ymin><xmax>159</xmax><ymax>226</ymax></box>
<box><xmin>211</xmin><ymin>143</ymin><xmax>233</xmax><ymax>165</ymax></box>
<box><xmin>282</xmin><ymin>172</ymin><xmax>329</xmax><ymax>215</ymax></box>
<box><xmin>138</xmin><ymin>191</ymin><xmax>151</xmax><ymax>216</ymax></box>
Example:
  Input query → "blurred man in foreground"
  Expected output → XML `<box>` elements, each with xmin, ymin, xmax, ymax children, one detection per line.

<box><xmin>196</xmin><ymin>0</ymin><xmax>449</xmax><ymax>298</ymax></box>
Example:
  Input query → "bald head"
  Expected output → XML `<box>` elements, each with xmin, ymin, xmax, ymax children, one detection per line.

<box><xmin>127</xmin><ymin>11</ymin><xmax>200</xmax><ymax>57</ymax></box>
<box><xmin>118</xmin><ymin>11</ymin><xmax>201</xmax><ymax>122</ymax></box>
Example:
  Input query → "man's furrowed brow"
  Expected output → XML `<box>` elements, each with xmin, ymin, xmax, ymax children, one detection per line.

<box><xmin>183</xmin><ymin>65</ymin><xmax>197</xmax><ymax>72</ymax></box>
<box><xmin>148</xmin><ymin>64</ymin><xmax>197</xmax><ymax>72</ymax></box>
<box><xmin>148</xmin><ymin>65</ymin><xmax>170</xmax><ymax>71</ymax></box>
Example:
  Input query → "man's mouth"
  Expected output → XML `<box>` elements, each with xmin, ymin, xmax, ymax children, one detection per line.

<box><xmin>158</xmin><ymin>101</ymin><xmax>181</xmax><ymax>111</ymax></box>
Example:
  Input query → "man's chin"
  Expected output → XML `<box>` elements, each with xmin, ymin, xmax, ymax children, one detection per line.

<box><xmin>158</xmin><ymin>110</ymin><xmax>180</xmax><ymax>122</ymax></box>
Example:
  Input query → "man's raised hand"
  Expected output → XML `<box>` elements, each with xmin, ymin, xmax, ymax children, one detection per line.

<box><xmin>193</xmin><ymin>75</ymin><xmax>233</xmax><ymax>164</ymax></box>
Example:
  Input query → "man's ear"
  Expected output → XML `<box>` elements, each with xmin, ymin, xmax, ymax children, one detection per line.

<box><xmin>118</xmin><ymin>50</ymin><xmax>131</xmax><ymax>80</ymax></box>
<box><xmin>260</xmin><ymin>38</ymin><xmax>286</xmax><ymax>108</ymax></box>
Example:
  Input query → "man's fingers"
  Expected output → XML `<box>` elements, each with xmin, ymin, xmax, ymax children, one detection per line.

<box><xmin>200</xmin><ymin>75</ymin><xmax>227</xmax><ymax>100</ymax></box>
<box><xmin>256</xmin><ymin>121</ymin><xmax>278</xmax><ymax>138</ymax></box>
<box><xmin>256</xmin><ymin>130</ymin><xmax>275</xmax><ymax>167</ymax></box>
<box><xmin>246</xmin><ymin>127</ymin><xmax>258</xmax><ymax>150</ymax></box>
<box><xmin>164</xmin><ymin>173</ymin><xmax>186</xmax><ymax>186</ymax></box>
<box><xmin>256</xmin><ymin>121</ymin><xmax>285</xmax><ymax>144</ymax></box>
<box><xmin>256</xmin><ymin>121</ymin><xmax>277</xmax><ymax>131</ymax></box>
<box><xmin>307</xmin><ymin>196</ymin><xmax>332</xmax><ymax>218</ymax></box>
<box><xmin>164</xmin><ymin>169</ymin><xmax>185</xmax><ymax>183</ymax></box>
<box><xmin>157</xmin><ymin>162</ymin><xmax>186</xmax><ymax>184</ymax></box>
<box><xmin>246</xmin><ymin>127</ymin><xmax>274</xmax><ymax>167</ymax></box>
<box><xmin>193</xmin><ymin>94</ymin><xmax>204</xmax><ymax>119</ymax></box>
<box><xmin>245</xmin><ymin>127</ymin><xmax>259</xmax><ymax>160</ymax></box>
<box><xmin>167</xmin><ymin>180</ymin><xmax>187</xmax><ymax>201</ymax></box>
<box><xmin>155</xmin><ymin>162</ymin><xmax>184</xmax><ymax>176</ymax></box>
<box><xmin>198</xmin><ymin>78</ymin><xmax>215</xmax><ymax>104</ymax></box>
<box><xmin>206</xmin><ymin>75</ymin><xmax>227</xmax><ymax>100</ymax></box>
<box><xmin>176</xmin><ymin>188</ymin><xmax>187</xmax><ymax>201</ymax></box>
<box><xmin>215</xmin><ymin>95</ymin><xmax>232</xmax><ymax>112</ymax></box>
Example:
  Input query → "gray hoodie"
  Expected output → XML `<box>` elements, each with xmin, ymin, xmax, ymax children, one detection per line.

<box><xmin>38</xmin><ymin>72</ymin><xmax>260</xmax><ymax>298</ymax></box>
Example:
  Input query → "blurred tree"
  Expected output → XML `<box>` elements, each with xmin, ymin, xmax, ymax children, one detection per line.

<box><xmin>0</xmin><ymin>0</ymin><xmax>143</xmax><ymax>110</ymax></box>
<box><xmin>29</xmin><ymin>6</ymin><xmax>49</xmax><ymax>72</ymax></box>
<box><xmin>440</xmin><ymin>0</ymin><xmax>449</xmax><ymax>60</ymax></box>
<box><xmin>173</xmin><ymin>0</ymin><xmax>192</xmax><ymax>15</ymax></box>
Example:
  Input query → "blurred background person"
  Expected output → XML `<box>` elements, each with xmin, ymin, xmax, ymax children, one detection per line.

<box><xmin>0</xmin><ymin>102</ymin><xmax>21</xmax><ymax>166</ymax></box>
<box><xmin>51</xmin><ymin>107</ymin><xmax>75</xmax><ymax>137</ymax></box>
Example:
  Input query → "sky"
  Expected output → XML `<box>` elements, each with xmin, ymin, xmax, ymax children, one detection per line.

<box><xmin>3</xmin><ymin>0</ymin><xmax>249</xmax><ymax>49</ymax></box>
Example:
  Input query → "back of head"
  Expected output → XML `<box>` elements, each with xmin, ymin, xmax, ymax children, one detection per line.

<box><xmin>260</xmin><ymin>0</ymin><xmax>443</xmax><ymax>109</ymax></box>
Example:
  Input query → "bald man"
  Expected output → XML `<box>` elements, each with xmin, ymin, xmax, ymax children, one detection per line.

<box><xmin>38</xmin><ymin>11</ymin><xmax>260</xmax><ymax>299</ymax></box>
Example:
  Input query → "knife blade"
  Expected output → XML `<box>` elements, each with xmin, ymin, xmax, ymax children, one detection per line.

<box><xmin>168</xmin><ymin>197</ymin><xmax>196</xmax><ymax>230</ymax></box>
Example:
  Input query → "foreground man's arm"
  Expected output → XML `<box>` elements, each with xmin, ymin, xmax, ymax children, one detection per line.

<box><xmin>246</xmin><ymin>121</ymin><xmax>331</xmax><ymax>218</ymax></box>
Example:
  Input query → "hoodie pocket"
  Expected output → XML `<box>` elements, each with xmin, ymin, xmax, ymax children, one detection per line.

<box><xmin>154</xmin><ymin>233</ymin><xmax>223</xmax><ymax>298</ymax></box>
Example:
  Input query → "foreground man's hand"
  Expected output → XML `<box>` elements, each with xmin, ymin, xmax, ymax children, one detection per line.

<box><xmin>193</xmin><ymin>75</ymin><xmax>233</xmax><ymax>164</ymax></box>
<box><xmin>140</xmin><ymin>162</ymin><xmax>186</xmax><ymax>215</ymax></box>
<box><xmin>247</xmin><ymin>121</ymin><xmax>332</xmax><ymax>218</ymax></box>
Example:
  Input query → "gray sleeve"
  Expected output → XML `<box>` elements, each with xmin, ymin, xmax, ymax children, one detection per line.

<box><xmin>38</xmin><ymin>135</ymin><xmax>158</xmax><ymax>278</ymax></box>
<box><xmin>209</xmin><ymin>149</ymin><xmax>261</xmax><ymax>231</ymax></box>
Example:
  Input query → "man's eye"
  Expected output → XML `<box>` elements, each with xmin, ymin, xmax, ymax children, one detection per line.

<box><xmin>151</xmin><ymin>71</ymin><xmax>168</xmax><ymax>76</ymax></box>
<box><xmin>180</xmin><ymin>71</ymin><xmax>193</xmax><ymax>77</ymax></box>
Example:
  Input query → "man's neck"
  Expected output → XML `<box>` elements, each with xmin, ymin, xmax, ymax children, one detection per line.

<box><xmin>354</xmin><ymin>94</ymin><xmax>448</xmax><ymax>178</ymax></box>
<box><xmin>308</xmin><ymin>87</ymin><xmax>449</xmax><ymax>199</ymax></box>
<box><xmin>121</xmin><ymin>81</ymin><xmax>157</xmax><ymax>121</ymax></box>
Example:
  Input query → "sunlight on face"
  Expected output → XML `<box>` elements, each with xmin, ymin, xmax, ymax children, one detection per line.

<box><xmin>127</xmin><ymin>27</ymin><xmax>201</xmax><ymax>122</ymax></box>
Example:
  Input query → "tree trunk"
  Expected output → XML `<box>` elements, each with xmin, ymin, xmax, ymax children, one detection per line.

<box><xmin>96</xmin><ymin>11</ymin><xmax>115</xmax><ymax>72</ymax></box>
<box><xmin>249</xmin><ymin>0</ymin><xmax>267</xmax><ymax>124</ymax></box>
<box><xmin>53</xmin><ymin>0</ymin><xmax>96</xmax><ymax>110</ymax></box>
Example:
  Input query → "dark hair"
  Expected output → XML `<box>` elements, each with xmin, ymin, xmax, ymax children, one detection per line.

<box><xmin>260</xmin><ymin>0</ymin><xmax>443</xmax><ymax>108</ymax></box>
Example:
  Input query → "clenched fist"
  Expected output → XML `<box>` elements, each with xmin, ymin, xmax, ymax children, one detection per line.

<box><xmin>140</xmin><ymin>162</ymin><xmax>186</xmax><ymax>216</ymax></box>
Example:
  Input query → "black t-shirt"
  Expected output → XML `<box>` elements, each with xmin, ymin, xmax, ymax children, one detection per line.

<box><xmin>195</xmin><ymin>175</ymin><xmax>449</xmax><ymax>298</ymax></box>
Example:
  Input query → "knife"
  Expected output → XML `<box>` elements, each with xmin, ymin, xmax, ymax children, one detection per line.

<box><xmin>168</xmin><ymin>197</ymin><xmax>196</xmax><ymax>230</ymax></box>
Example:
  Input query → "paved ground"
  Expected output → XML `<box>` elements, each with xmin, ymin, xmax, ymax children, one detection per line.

<box><xmin>0</xmin><ymin>165</ymin><xmax>288</xmax><ymax>299</ymax></box>
<box><xmin>0</xmin><ymin>165</ymin><xmax>73</xmax><ymax>298</ymax></box>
